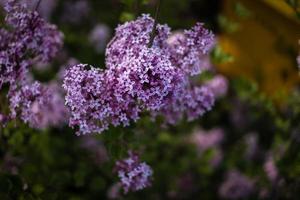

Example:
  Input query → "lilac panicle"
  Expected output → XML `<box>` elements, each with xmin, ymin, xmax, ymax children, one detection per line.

<box><xmin>63</xmin><ymin>64</ymin><xmax>141</xmax><ymax>135</ymax></box>
<box><xmin>61</xmin><ymin>0</ymin><xmax>90</xmax><ymax>25</ymax></box>
<box><xmin>80</xmin><ymin>135</ymin><xmax>108</xmax><ymax>164</ymax></box>
<box><xmin>263</xmin><ymin>156</ymin><xmax>279</xmax><ymax>183</ymax></box>
<box><xmin>191</xmin><ymin>128</ymin><xmax>224</xmax><ymax>152</ymax></box>
<box><xmin>89</xmin><ymin>24</ymin><xmax>111</xmax><ymax>53</ymax></box>
<box><xmin>115</xmin><ymin>151</ymin><xmax>153</xmax><ymax>193</ymax></box>
<box><xmin>154</xmin><ymin>86</ymin><xmax>214</xmax><ymax>125</ymax></box>
<box><xmin>64</xmin><ymin>14</ymin><xmax>215</xmax><ymax>134</ymax></box>
<box><xmin>205</xmin><ymin>75</ymin><xmax>228</xmax><ymax>97</ymax></box>
<box><xmin>9</xmin><ymin>82</ymin><xmax>68</xmax><ymax>129</ymax></box>
<box><xmin>219</xmin><ymin>170</ymin><xmax>255</xmax><ymax>199</ymax></box>
<box><xmin>0</xmin><ymin>0</ymin><xmax>63</xmax><ymax>90</ymax></box>
<box><xmin>166</xmin><ymin>23</ymin><xmax>215</xmax><ymax>76</ymax></box>
<box><xmin>107</xmin><ymin>182</ymin><xmax>122</xmax><ymax>199</ymax></box>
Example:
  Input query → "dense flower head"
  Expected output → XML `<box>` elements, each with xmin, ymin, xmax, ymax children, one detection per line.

<box><xmin>89</xmin><ymin>24</ymin><xmax>111</xmax><ymax>53</ymax></box>
<box><xmin>263</xmin><ymin>156</ymin><xmax>279</xmax><ymax>183</ymax></box>
<box><xmin>0</xmin><ymin>0</ymin><xmax>63</xmax><ymax>90</ymax></box>
<box><xmin>205</xmin><ymin>75</ymin><xmax>228</xmax><ymax>97</ymax></box>
<box><xmin>63</xmin><ymin>64</ymin><xmax>141</xmax><ymax>135</ymax></box>
<box><xmin>166</xmin><ymin>24</ymin><xmax>215</xmax><ymax>76</ymax></box>
<box><xmin>64</xmin><ymin>14</ymin><xmax>216</xmax><ymax>134</ymax></box>
<box><xmin>191</xmin><ymin>128</ymin><xmax>224</xmax><ymax>152</ymax></box>
<box><xmin>1</xmin><ymin>0</ymin><xmax>58</xmax><ymax>20</ymax></box>
<box><xmin>219</xmin><ymin>170</ymin><xmax>255</xmax><ymax>199</ymax></box>
<box><xmin>80</xmin><ymin>135</ymin><xmax>108</xmax><ymax>164</ymax></box>
<box><xmin>9</xmin><ymin>82</ymin><xmax>68</xmax><ymax>129</ymax></box>
<box><xmin>154</xmin><ymin>86</ymin><xmax>214</xmax><ymax>124</ymax></box>
<box><xmin>61</xmin><ymin>0</ymin><xmax>90</xmax><ymax>25</ymax></box>
<box><xmin>189</xmin><ymin>128</ymin><xmax>224</xmax><ymax>168</ymax></box>
<box><xmin>115</xmin><ymin>151</ymin><xmax>153</xmax><ymax>193</ymax></box>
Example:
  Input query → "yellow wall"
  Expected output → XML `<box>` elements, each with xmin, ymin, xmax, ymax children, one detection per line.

<box><xmin>218</xmin><ymin>0</ymin><xmax>300</xmax><ymax>96</ymax></box>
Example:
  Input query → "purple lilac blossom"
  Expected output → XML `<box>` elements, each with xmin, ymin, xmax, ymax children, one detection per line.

<box><xmin>115</xmin><ymin>151</ymin><xmax>153</xmax><ymax>193</ymax></box>
<box><xmin>58</xmin><ymin>58</ymin><xmax>79</xmax><ymax>81</ymax></box>
<box><xmin>244</xmin><ymin>133</ymin><xmax>260</xmax><ymax>160</ymax></box>
<box><xmin>63</xmin><ymin>64</ymin><xmax>141</xmax><ymax>135</ymax></box>
<box><xmin>263</xmin><ymin>156</ymin><xmax>279</xmax><ymax>183</ymax></box>
<box><xmin>166</xmin><ymin>24</ymin><xmax>216</xmax><ymax>76</ymax></box>
<box><xmin>64</xmin><ymin>14</ymin><xmax>215</xmax><ymax>134</ymax></box>
<box><xmin>190</xmin><ymin>128</ymin><xmax>224</xmax><ymax>152</ymax></box>
<box><xmin>209</xmin><ymin>148</ymin><xmax>223</xmax><ymax>168</ymax></box>
<box><xmin>1</xmin><ymin>153</ymin><xmax>22</xmax><ymax>175</ymax></box>
<box><xmin>0</xmin><ymin>0</ymin><xmax>63</xmax><ymax>90</ymax></box>
<box><xmin>0</xmin><ymin>113</ymin><xmax>9</xmax><ymax>125</ymax></box>
<box><xmin>9</xmin><ymin>82</ymin><xmax>68</xmax><ymax>129</ymax></box>
<box><xmin>89</xmin><ymin>24</ymin><xmax>111</xmax><ymax>53</ymax></box>
<box><xmin>61</xmin><ymin>0</ymin><xmax>90</xmax><ymax>25</ymax></box>
<box><xmin>0</xmin><ymin>0</ymin><xmax>57</xmax><ymax>20</ymax></box>
<box><xmin>80</xmin><ymin>135</ymin><xmax>109</xmax><ymax>165</ymax></box>
<box><xmin>107</xmin><ymin>182</ymin><xmax>122</xmax><ymax>199</ymax></box>
<box><xmin>205</xmin><ymin>74</ymin><xmax>228</xmax><ymax>97</ymax></box>
<box><xmin>219</xmin><ymin>170</ymin><xmax>255</xmax><ymax>199</ymax></box>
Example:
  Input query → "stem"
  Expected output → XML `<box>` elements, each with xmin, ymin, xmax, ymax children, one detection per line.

<box><xmin>34</xmin><ymin>0</ymin><xmax>42</xmax><ymax>11</ymax></box>
<box><xmin>148</xmin><ymin>0</ymin><xmax>162</xmax><ymax>48</ymax></box>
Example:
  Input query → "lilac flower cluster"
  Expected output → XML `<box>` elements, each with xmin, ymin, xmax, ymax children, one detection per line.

<box><xmin>64</xmin><ymin>14</ymin><xmax>216</xmax><ymax>134</ymax></box>
<box><xmin>61</xmin><ymin>0</ymin><xmax>90</xmax><ymax>25</ymax></box>
<box><xmin>263</xmin><ymin>156</ymin><xmax>279</xmax><ymax>183</ymax></box>
<box><xmin>0</xmin><ymin>0</ymin><xmax>58</xmax><ymax>20</ymax></box>
<box><xmin>80</xmin><ymin>135</ymin><xmax>108</xmax><ymax>165</ymax></box>
<box><xmin>115</xmin><ymin>151</ymin><xmax>153</xmax><ymax>193</ymax></box>
<box><xmin>0</xmin><ymin>0</ymin><xmax>63</xmax><ymax>90</ymax></box>
<box><xmin>205</xmin><ymin>75</ymin><xmax>228</xmax><ymax>97</ymax></box>
<box><xmin>219</xmin><ymin>170</ymin><xmax>255</xmax><ymax>199</ymax></box>
<box><xmin>190</xmin><ymin>128</ymin><xmax>224</xmax><ymax>152</ymax></box>
<box><xmin>190</xmin><ymin>128</ymin><xmax>224</xmax><ymax>168</ymax></box>
<box><xmin>89</xmin><ymin>24</ymin><xmax>111</xmax><ymax>53</ymax></box>
<box><xmin>0</xmin><ymin>0</ymin><xmax>64</xmax><ymax>128</ymax></box>
<box><xmin>9</xmin><ymin>82</ymin><xmax>68</xmax><ymax>129</ymax></box>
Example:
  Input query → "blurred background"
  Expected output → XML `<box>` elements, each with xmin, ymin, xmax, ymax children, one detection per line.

<box><xmin>0</xmin><ymin>0</ymin><xmax>300</xmax><ymax>199</ymax></box>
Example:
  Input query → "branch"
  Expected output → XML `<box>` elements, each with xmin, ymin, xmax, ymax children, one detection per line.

<box><xmin>148</xmin><ymin>0</ymin><xmax>162</xmax><ymax>48</ymax></box>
